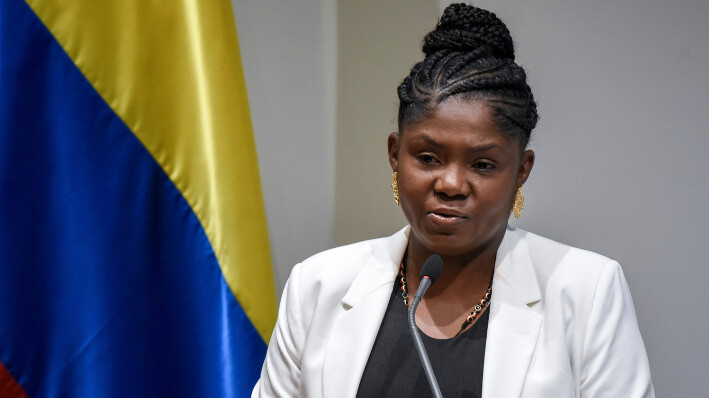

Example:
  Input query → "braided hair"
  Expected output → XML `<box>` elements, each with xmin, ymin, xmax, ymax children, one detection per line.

<box><xmin>397</xmin><ymin>3</ymin><xmax>538</xmax><ymax>150</ymax></box>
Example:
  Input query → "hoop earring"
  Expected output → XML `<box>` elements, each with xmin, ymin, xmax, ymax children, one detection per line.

<box><xmin>391</xmin><ymin>172</ymin><xmax>400</xmax><ymax>206</ymax></box>
<box><xmin>512</xmin><ymin>185</ymin><xmax>524</xmax><ymax>219</ymax></box>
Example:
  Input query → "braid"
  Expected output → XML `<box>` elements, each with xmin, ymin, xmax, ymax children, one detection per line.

<box><xmin>398</xmin><ymin>3</ymin><xmax>538</xmax><ymax>149</ymax></box>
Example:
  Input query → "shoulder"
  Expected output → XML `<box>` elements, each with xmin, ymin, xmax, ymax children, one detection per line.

<box><xmin>293</xmin><ymin>234</ymin><xmax>392</xmax><ymax>287</ymax></box>
<box><xmin>285</xmin><ymin>226</ymin><xmax>407</xmax><ymax>307</ymax></box>
<box><xmin>517</xmin><ymin>227</ymin><xmax>614</xmax><ymax>268</ymax></box>
<box><xmin>512</xmin><ymin>227</ymin><xmax>620</xmax><ymax>294</ymax></box>
<box><xmin>507</xmin><ymin>229</ymin><xmax>654</xmax><ymax>395</ymax></box>
<box><xmin>503</xmin><ymin>227</ymin><xmax>629</xmax><ymax>317</ymax></box>
<box><xmin>279</xmin><ymin>228</ymin><xmax>406</xmax><ymax>340</ymax></box>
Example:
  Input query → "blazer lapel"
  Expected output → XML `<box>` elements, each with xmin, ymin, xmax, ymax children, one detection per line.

<box><xmin>483</xmin><ymin>227</ymin><xmax>542</xmax><ymax>398</ymax></box>
<box><xmin>322</xmin><ymin>227</ymin><xmax>409</xmax><ymax>398</ymax></box>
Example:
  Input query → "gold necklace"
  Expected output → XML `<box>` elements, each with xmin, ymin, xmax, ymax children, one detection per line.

<box><xmin>398</xmin><ymin>261</ymin><xmax>492</xmax><ymax>335</ymax></box>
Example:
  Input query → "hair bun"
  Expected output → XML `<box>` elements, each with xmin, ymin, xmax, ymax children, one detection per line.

<box><xmin>422</xmin><ymin>3</ymin><xmax>515</xmax><ymax>60</ymax></box>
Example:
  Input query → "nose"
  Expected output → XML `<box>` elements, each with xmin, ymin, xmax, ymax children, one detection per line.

<box><xmin>434</xmin><ymin>165</ymin><xmax>471</xmax><ymax>199</ymax></box>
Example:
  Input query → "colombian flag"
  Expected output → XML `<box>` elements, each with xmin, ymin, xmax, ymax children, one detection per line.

<box><xmin>0</xmin><ymin>0</ymin><xmax>276</xmax><ymax>396</ymax></box>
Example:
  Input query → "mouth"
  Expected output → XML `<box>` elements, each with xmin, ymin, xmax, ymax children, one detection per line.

<box><xmin>427</xmin><ymin>209</ymin><xmax>468</xmax><ymax>225</ymax></box>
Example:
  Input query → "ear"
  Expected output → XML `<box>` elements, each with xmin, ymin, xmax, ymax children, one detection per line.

<box><xmin>516</xmin><ymin>149</ymin><xmax>535</xmax><ymax>187</ymax></box>
<box><xmin>387</xmin><ymin>132</ymin><xmax>401</xmax><ymax>171</ymax></box>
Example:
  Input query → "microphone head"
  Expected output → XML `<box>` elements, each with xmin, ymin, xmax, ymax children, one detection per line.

<box><xmin>420</xmin><ymin>254</ymin><xmax>443</xmax><ymax>284</ymax></box>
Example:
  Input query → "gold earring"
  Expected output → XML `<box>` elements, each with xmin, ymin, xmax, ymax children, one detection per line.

<box><xmin>512</xmin><ymin>185</ymin><xmax>524</xmax><ymax>219</ymax></box>
<box><xmin>391</xmin><ymin>172</ymin><xmax>400</xmax><ymax>206</ymax></box>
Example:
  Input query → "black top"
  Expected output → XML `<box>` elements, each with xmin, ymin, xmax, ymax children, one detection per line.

<box><xmin>357</xmin><ymin>282</ymin><xmax>489</xmax><ymax>398</ymax></box>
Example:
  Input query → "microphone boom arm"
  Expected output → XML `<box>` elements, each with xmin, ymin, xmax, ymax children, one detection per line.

<box><xmin>408</xmin><ymin>276</ymin><xmax>444</xmax><ymax>398</ymax></box>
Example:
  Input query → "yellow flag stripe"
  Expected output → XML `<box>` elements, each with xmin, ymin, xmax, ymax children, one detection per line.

<box><xmin>25</xmin><ymin>0</ymin><xmax>277</xmax><ymax>341</ymax></box>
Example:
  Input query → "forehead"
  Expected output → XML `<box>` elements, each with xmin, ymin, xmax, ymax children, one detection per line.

<box><xmin>402</xmin><ymin>99</ymin><xmax>511</xmax><ymax>147</ymax></box>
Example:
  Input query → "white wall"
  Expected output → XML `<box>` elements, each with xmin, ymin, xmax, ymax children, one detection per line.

<box><xmin>232</xmin><ymin>0</ymin><xmax>337</xmax><ymax>290</ymax></box>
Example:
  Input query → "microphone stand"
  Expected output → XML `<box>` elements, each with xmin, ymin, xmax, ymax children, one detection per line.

<box><xmin>408</xmin><ymin>275</ymin><xmax>443</xmax><ymax>398</ymax></box>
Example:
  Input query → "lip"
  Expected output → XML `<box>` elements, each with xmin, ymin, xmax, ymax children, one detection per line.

<box><xmin>427</xmin><ymin>208</ymin><xmax>468</xmax><ymax>225</ymax></box>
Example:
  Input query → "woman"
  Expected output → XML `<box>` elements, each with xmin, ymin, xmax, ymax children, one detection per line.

<box><xmin>253</xmin><ymin>3</ymin><xmax>653</xmax><ymax>397</ymax></box>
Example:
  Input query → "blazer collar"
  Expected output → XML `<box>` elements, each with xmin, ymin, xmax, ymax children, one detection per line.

<box><xmin>483</xmin><ymin>226</ymin><xmax>543</xmax><ymax>397</ymax></box>
<box><xmin>340</xmin><ymin>226</ymin><xmax>409</xmax><ymax>309</ymax></box>
<box><xmin>493</xmin><ymin>225</ymin><xmax>541</xmax><ymax>306</ymax></box>
<box><xmin>323</xmin><ymin>226</ymin><xmax>543</xmax><ymax>398</ymax></box>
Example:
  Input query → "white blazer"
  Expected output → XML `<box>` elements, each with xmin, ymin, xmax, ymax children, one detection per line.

<box><xmin>253</xmin><ymin>226</ymin><xmax>654</xmax><ymax>397</ymax></box>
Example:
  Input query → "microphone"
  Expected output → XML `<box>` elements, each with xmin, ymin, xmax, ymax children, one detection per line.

<box><xmin>408</xmin><ymin>254</ymin><xmax>443</xmax><ymax>398</ymax></box>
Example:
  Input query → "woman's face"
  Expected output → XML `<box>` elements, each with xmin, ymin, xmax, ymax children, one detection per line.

<box><xmin>388</xmin><ymin>99</ymin><xmax>534</xmax><ymax>258</ymax></box>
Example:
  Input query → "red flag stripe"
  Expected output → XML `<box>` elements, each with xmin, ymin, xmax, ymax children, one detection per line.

<box><xmin>0</xmin><ymin>361</ymin><xmax>29</xmax><ymax>398</ymax></box>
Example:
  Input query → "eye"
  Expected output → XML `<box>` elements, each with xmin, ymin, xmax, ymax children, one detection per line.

<box><xmin>473</xmin><ymin>161</ymin><xmax>495</xmax><ymax>171</ymax></box>
<box><xmin>418</xmin><ymin>154</ymin><xmax>439</xmax><ymax>165</ymax></box>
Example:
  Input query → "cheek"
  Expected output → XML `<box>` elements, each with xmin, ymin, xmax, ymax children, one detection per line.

<box><xmin>397</xmin><ymin>167</ymin><xmax>432</xmax><ymax>196</ymax></box>
<box><xmin>396</xmin><ymin>170</ymin><xmax>431</xmax><ymax>216</ymax></box>
<box><xmin>477</xmin><ymin>179</ymin><xmax>518</xmax><ymax>214</ymax></box>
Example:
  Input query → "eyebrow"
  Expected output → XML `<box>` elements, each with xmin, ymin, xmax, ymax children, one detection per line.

<box><xmin>420</xmin><ymin>133</ymin><xmax>499</xmax><ymax>153</ymax></box>
<box><xmin>420</xmin><ymin>133</ymin><xmax>444</xmax><ymax>148</ymax></box>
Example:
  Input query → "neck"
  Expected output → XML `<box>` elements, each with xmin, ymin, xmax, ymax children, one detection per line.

<box><xmin>405</xmin><ymin>226</ymin><xmax>505</xmax><ymax>302</ymax></box>
<box><xmin>403</xmin><ymin>227</ymin><xmax>505</xmax><ymax>338</ymax></box>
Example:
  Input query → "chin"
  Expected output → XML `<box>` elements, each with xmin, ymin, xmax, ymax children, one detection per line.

<box><xmin>420</xmin><ymin>233</ymin><xmax>478</xmax><ymax>257</ymax></box>
<box><xmin>416</xmin><ymin>222</ymin><xmax>507</xmax><ymax>258</ymax></box>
